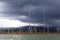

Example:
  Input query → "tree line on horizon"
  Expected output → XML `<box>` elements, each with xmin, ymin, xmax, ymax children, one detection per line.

<box><xmin>0</xmin><ymin>26</ymin><xmax>59</xmax><ymax>33</ymax></box>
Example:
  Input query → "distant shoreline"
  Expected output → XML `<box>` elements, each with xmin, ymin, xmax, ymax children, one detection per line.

<box><xmin>0</xmin><ymin>32</ymin><xmax>60</xmax><ymax>35</ymax></box>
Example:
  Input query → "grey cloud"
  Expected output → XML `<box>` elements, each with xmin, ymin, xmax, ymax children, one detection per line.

<box><xmin>0</xmin><ymin>0</ymin><xmax>60</xmax><ymax>26</ymax></box>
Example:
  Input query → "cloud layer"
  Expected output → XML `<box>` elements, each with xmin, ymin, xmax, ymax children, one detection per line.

<box><xmin>0</xmin><ymin>0</ymin><xmax>60</xmax><ymax>26</ymax></box>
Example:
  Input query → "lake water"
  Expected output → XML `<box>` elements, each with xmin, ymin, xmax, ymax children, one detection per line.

<box><xmin>0</xmin><ymin>34</ymin><xmax>60</xmax><ymax>40</ymax></box>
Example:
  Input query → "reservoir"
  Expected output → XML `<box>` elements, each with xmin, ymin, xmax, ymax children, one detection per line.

<box><xmin>0</xmin><ymin>34</ymin><xmax>60</xmax><ymax>40</ymax></box>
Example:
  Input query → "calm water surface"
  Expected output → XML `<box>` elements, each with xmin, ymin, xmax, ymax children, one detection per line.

<box><xmin>0</xmin><ymin>34</ymin><xmax>60</xmax><ymax>40</ymax></box>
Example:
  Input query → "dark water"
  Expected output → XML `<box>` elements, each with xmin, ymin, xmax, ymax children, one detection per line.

<box><xmin>0</xmin><ymin>34</ymin><xmax>60</xmax><ymax>40</ymax></box>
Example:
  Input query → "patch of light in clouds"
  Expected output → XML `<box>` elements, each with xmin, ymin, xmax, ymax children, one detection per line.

<box><xmin>0</xmin><ymin>19</ymin><xmax>41</xmax><ymax>28</ymax></box>
<box><xmin>0</xmin><ymin>2</ymin><xmax>8</xmax><ymax>12</ymax></box>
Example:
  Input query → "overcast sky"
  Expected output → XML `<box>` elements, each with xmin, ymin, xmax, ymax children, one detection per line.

<box><xmin>0</xmin><ymin>0</ymin><xmax>60</xmax><ymax>27</ymax></box>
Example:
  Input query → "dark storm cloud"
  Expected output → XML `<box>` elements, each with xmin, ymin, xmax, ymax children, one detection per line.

<box><xmin>1</xmin><ymin>0</ymin><xmax>60</xmax><ymax>26</ymax></box>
